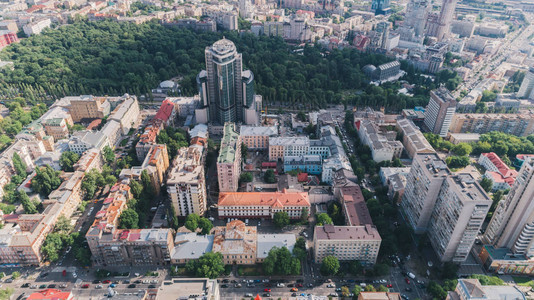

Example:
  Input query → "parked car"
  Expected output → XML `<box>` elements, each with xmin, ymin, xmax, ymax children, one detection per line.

<box><xmin>81</xmin><ymin>284</ymin><xmax>90</xmax><ymax>289</ymax></box>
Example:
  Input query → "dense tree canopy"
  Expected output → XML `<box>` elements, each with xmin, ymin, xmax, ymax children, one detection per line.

<box><xmin>59</xmin><ymin>151</ymin><xmax>80</xmax><ymax>172</ymax></box>
<box><xmin>263</xmin><ymin>246</ymin><xmax>301</xmax><ymax>275</ymax></box>
<box><xmin>0</xmin><ymin>20</ymin><xmax>454</xmax><ymax>111</ymax></box>
<box><xmin>31</xmin><ymin>166</ymin><xmax>61</xmax><ymax>197</ymax></box>
<box><xmin>320</xmin><ymin>255</ymin><xmax>340</xmax><ymax>275</ymax></box>
<box><xmin>185</xmin><ymin>252</ymin><xmax>225</xmax><ymax>279</ymax></box>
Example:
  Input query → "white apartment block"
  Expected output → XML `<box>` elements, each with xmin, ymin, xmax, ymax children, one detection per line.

<box><xmin>427</xmin><ymin>174</ymin><xmax>491</xmax><ymax>262</ymax></box>
<box><xmin>23</xmin><ymin>18</ymin><xmax>51</xmax><ymax>36</ymax></box>
<box><xmin>167</xmin><ymin>146</ymin><xmax>207</xmax><ymax>217</ymax></box>
<box><xmin>314</xmin><ymin>224</ymin><xmax>381</xmax><ymax>266</ymax></box>
<box><xmin>402</xmin><ymin>153</ymin><xmax>450</xmax><ymax>234</ymax></box>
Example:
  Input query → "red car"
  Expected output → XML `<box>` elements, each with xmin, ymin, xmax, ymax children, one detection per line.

<box><xmin>296</xmin><ymin>283</ymin><xmax>303</xmax><ymax>288</ymax></box>
<box><xmin>82</xmin><ymin>284</ymin><xmax>90</xmax><ymax>289</ymax></box>
<box><xmin>405</xmin><ymin>278</ymin><xmax>410</xmax><ymax>284</ymax></box>
<box><xmin>102</xmin><ymin>280</ymin><xmax>111</xmax><ymax>284</ymax></box>
<box><xmin>386</xmin><ymin>284</ymin><xmax>393</xmax><ymax>288</ymax></box>
<box><xmin>264</xmin><ymin>288</ymin><xmax>271</xmax><ymax>292</ymax></box>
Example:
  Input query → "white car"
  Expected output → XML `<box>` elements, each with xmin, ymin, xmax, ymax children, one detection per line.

<box><xmin>277</xmin><ymin>283</ymin><xmax>285</xmax><ymax>287</ymax></box>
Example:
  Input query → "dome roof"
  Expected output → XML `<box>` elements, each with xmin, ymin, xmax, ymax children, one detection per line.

<box><xmin>159</xmin><ymin>80</ymin><xmax>175</xmax><ymax>88</ymax></box>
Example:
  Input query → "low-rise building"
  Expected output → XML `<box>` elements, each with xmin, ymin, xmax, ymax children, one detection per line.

<box><xmin>109</xmin><ymin>95</ymin><xmax>139</xmax><ymax>134</ymax></box>
<box><xmin>446</xmin><ymin>278</ymin><xmax>525</xmax><ymax>300</ymax></box>
<box><xmin>136</xmin><ymin>123</ymin><xmax>162</xmax><ymax>161</ymax></box>
<box><xmin>283</xmin><ymin>155</ymin><xmax>322</xmax><ymax>175</ymax></box>
<box><xmin>22</xmin><ymin>18</ymin><xmax>51</xmax><ymax>36</ymax></box>
<box><xmin>240</xmin><ymin>125</ymin><xmax>278</xmax><ymax>150</ymax></box>
<box><xmin>356</xmin><ymin>119</ymin><xmax>403</xmax><ymax>162</ymax></box>
<box><xmin>100</xmin><ymin>120</ymin><xmax>122</xmax><ymax>147</ymax></box>
<box><xmin>358</xmin><ymin>292</ymin><xmax>401</xmax><ymax>300</ymax></box>
<box><xmin>66</xmin><ymin>95</ymin><xmax>110</xmax><ymax>123</ymax></box>
<box><xmin>120</xmin><ymin>144</ymin><xmax>169</xmax><ymax>194</ymax></box>
<box><xmin>42</xmin><ymin>118</ymin><xmax>69</xmax><ymax>140</ymax></box>
<box><xmin>167</xmin><ymin>146</ymin><xmax>207</xmax><ymax>217</ymax></box>
<box><xmin>218</xmin><ymin>190</ymin><xmax>311</xmax><ymax>219</ymax></box>
<box><xmin>395</xmin><ymin>118</ymin><xmax>435</xmax><ymax>158</ymax></box>
<box><xmin>67</xmin><ymin>131</ymin><xmax>108</xmax><ymax>155</ymax></box>
<box><xmin>269</xmin><ymin>136</ymin><xmax>310</xmax><ymax>162</ymax></box>
<box><xmin>155</xmin><ymin>278</ymin><xmax>220</xmax><ymax>300</ymax></box>
<box><xmin>73</xmin><ymin>148</ymin><xmax>104</xmax><ymax>173</ymax></box>
<box><xmin>86</xmin><ymin>180</ymin><xmax>174</xmax><ymax>266</ymax></box>
<box><xmin>479</xmin><ymin>152</ymin><xmax>518</xmax><ymax>191</ymax></box>
<box><xmin>313</xmin><ymin>224</ymin><xmax>381</xmax><ymax>265</ymax></box>
<box><xmin>212</xmin><ymin>220</ymin><xmax>257</xmax><ymax>265</ymax></box>
<box><xmin>169</xmin><ymin>96</ymin><xmax>200</xmax><ymax>118</ymax></box>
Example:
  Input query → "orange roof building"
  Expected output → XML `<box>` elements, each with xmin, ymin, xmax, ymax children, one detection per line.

<box><xmin>27</xmin><ymin>289</ymin><xmax>73</xmax><ymax>300</ymax></box>
<box><xmin>218</xmin><ymin>189</ymin><xmax>310</xmax><ymax>219</ymax></box>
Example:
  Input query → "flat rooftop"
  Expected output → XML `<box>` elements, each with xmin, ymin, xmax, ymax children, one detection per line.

<box><xmin>315</xmin><ymin>224</ymin><xmax>381</xmax><ymax>241</ymax></box>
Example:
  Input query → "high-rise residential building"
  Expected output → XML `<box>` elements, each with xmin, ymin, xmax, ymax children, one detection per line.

<box><xmin>403</xmin><ymin>153</ymin><xmax>490</xmax><ymax>262</ymax></box>
<box><xmin>403</xmin><ymin>0</ymin><xmax>430</xmax><ymax>37</ymax></box>
<box><xmin>517</xmin><ymin>67</ymin><xmax>534</xmax><ymax>100</ymax></box>
<box><xmin>402</xmin><ymin>153</ymin><xmax>450</xmax><ymax>234</ymax></box>
<box><xmin>424</xmin><ymin>87</ymin><xmax>457</xmax><ymax>137</ymax></box>
<box><xmin>217</xmin><ymin>123</ymin><xmax>242</xmax><ymax>192</ymax></box>
<box><xmin>167</xmin><ymin>147</ymin><xmax>207</xmax><ymax>217</ymax></box>
<box><xmin>433</xmin><ymin>0</ymin><xmax>458</xmax><ymax>41</ymax></box>
<box><xmin>449</xmin><ymin>113</ymin><xmax>534</xmax><ymax>137</ymax></box>
<box><xmin>427</xmin><ymin>174</ymin><xmax>491</xmax><ymax>262</ymax></box>
<box><xmin>197</xmin><ymin>39</ymin><xmax>259</xmax><ymax>125</ymax></box>
<box><xmin>483</xmin><ymin>158</ymin><xmax>534</xmax><ymax>257</ymax></box>
<box><xmin>371</xmin><ymin>0</ymin><xmax>390</xmax><ymax>15</ymax></box>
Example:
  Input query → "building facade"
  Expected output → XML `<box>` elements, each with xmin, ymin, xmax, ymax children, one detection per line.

<box><xmin>67</xmin><ymin>95</ymin><xmax>110</xmax><ymax>122</ymax></box>
<box><xmin>313</xmin><ymin>224</ymin><xmax>381</xmax><ymax>265</ymax></box>
<box><xmin>218</xmin><ymin>190</ymin><xmax>311</xmax><ymax>219</ymax></box>
<box><xmin>424</xmin><ymin>87</ymin><xmax>457</xmax><ymax>137</ymax></box>
<box><xmin>449</xmin><ymin>113</ymin><xmax>534</xmax><ymax>137</ymax></box>
<box><xmin>167</xmin><ymin>146</ymin><xmax>207</xmax><ymax>217</ymax></box>
<box><xmin>427</xmin><ymin>174</ymin><xmax>491</xmax><ymax>262</ymax></box>
<box><xmin>402</xmin><ymin>153</ymin><xmax>450</xmax><ymax>234</ymax></box>
<box><xmin>217</xmin><ymin>123</ymin><xmax>241</xmax><ymax>192</ymax></box>
<box><xmin>197</xmin><ymin>39</ymin><xmax>258</xmax><ymax>125</ymax></box>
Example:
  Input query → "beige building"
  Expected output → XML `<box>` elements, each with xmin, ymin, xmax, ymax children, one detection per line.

<box><xmin>239</xmin><ymin>126</ymin><xmax>277</xmax><ymax>150</ymax></box>
<box><xmin>120</xmin><ymin>144</ymin><xmax>169</xmax><ymax>194</ymax></box>
<box><xmin>217</xmin><ymin>123</ymin><xmax>241</xmax><ymax>192</ymax></box>
<box><xmin>446</xmin><ymin>279</ymin><xmax>525</xmax><ymax>300</ymax></box>
<box><xmin>167</xmin><ymin>146</ymin><xmax>207</xmax><ymax>217</ymax></box>
<box><xmin>395</xmin><ymin>118</ymin><xmax>435</xmax><ymax>158</ymax></box>
<box><xmin>313</xmin><ymin>224</ymin><xmax>382</xmax><ymax>265</ymax></box>
<box><xmin>218</xmin><ymin>190</ymin><xmax>311</xmax><ymax>219</ymax></box>
<box><xmin>67</xmin><ymin>95</ymin><xmax>110</xmax><ymax>122</ymax></box>
<box><xmin>427</xmin><ymin>174</ymin><xmax>491</xmax><ymax>262</ymax></box>
<box><xmin>42</xmin><ymin>118</ymin><xmax>69</xmax><ymax>140</ymax></box>
<box><xmin>73</xmin><ymin>148</ymin><xmax>104</xmax><ymax>173</ymax></box>
<box><xmin>212</xmin><ymin>220</ymin><xmax>257</xmax><ymax>265</ymax></box>
<box><xmin>449</xmin><ymin>113</ymin><xmax>534</xmax><ymax>137</ymax></box>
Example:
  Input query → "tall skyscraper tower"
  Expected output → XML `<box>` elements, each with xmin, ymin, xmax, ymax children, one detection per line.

<box><xmin>424</xmin><ymin>87</ymin><xmax>457</xmax><ymax>137</ymax></box>
<box><xmin>197</xmin><ymin>39</ymin><xmax>257</xmax><ymax>125</ymax></box>
<box><xmin>434</xmin><ymin>0</ymin><xmax>458</xmax><ymax>41</ymax></box>
<box><xmin>484</xmin><ymin>158</ymin><xmax>534</xmax><ymax>257</ymax></box>
<box><xmin>404</xmin><ymin>0</ymin><xmax>431</xmax><ymax>37</ymax></box>
<box><xmin>371</xmin><ymin>0</ymin><xmax>390</xmax><ymax>15</ymax></box>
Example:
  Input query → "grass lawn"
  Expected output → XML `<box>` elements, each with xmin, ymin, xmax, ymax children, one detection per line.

<box><xmin>238</xmin><ymin>265</ymin><xmax>264</xmax><ymax>276</ymax></box>
<box><xmin>513</xmin><ymin>276</ymin><xmax>534</xmax><ymax>288</ymax></box>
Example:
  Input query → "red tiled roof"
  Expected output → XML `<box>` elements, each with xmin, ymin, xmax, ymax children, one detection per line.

<box><xmin>297</xmin><ymin>173</ymin><xmax>308</xmax><ymax>182</ymax></box>
<box><xmin>487</xmin><ymin>171</ymin><xmax>515</xmax><ymax>187</ymax></box>
<box><xmin>155</xmin><ymin>99</ymin><xmax>174</xmax><ymax>122</ymax></box>
<box><xmin>27</xmin><ymin>289</ymin><xmax>72</xmax><ymax>300</ymax></box>
<box><xmin>218</xmin><ymin>190</ymin><xmax>310</xmax><ymax>208</ymax></box>
<box><xmin>482</xmin><ymin>152</ymin><xmax>517</xmax><ymax>180</ymax></box>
